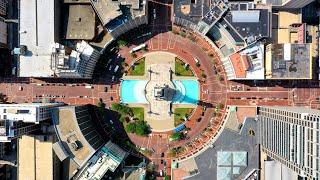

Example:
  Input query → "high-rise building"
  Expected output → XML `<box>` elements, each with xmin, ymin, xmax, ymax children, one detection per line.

<box><xmin>0</xmin><ymin>142</ymin><xmax>4</xmax><ymax>158</ymax></box>
<box><xmin>18</xmin><ymin>135</ymin><xmax>61</xmax><ymax>180</ymax></box>
<box><xmin>0</xmin><ymin>0</ymin><xmax>6</xmax><ymax>16</ymax></box>
<box><xmin>0</xmin><ymin>17</ymin><xmax>7</xmax><ymax>47</ymax></box>
<box><xmin>16</xmin><ymin>0</ymin><xmax>100</xmax><ymax>79</ymax></box>
<box><xmin>261</xmin><ymin>0</ymin><xmax>315</xmax><ymax>8</ymax></box>
<box><xmin>259</xmin><ymin>106</ymin><xmax>320</xmax><ymax>179</ymax></box>
<box><xmin>73</xmin><ymin>141</ymin><xmax>128</xmax><ymax>180</ymax></box>
<box><xmin>0</xmin><ymin>103</ymin><xmax>63</xmax><ymax>142</ymax></box>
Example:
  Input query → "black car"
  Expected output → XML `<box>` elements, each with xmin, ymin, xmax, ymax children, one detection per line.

<box><xmin>161</xmin><ymin>152</ymin><xmax>164</xmax><ymax>157</ymax></box>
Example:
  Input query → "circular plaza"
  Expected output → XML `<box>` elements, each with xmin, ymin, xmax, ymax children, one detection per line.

<box><xmin>116</xmin><ymin>27</ymin><xmax>228</xmax><ymax>161</ymax></box>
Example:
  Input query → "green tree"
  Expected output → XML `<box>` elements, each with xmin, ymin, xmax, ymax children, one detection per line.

<box><xmin>119</xmin><ymin>116</ymin><xmax>126</xmax><ymax>123</ymax></box>
<box><xmin>135</xmin><ymin>121</ymin><xmax>149</xmax><ymax>136</ymax></box>
<box><xmin>111</xmin><ymin>103</ymin><xmax>122</xmax><ymax>111</ymax></box>
<box><xmin>125</xmin><ymin>123</ymin><xmax>136</xmax><ymax>133</ymax></box>
<box><xmin>217</xmin><ymin>103</ymin><xmax>224</xmax><ymax>110</ymax></box>
<box><xmin>117</xmin><ymin>39</ymin><xmax>127</xmax><ymax>47</ymax></box>
<box><xmin>123</xmin><ymin>106</ymin><xmax>134</xmax><ymax>117</ymax></box>
<box><xmin>170</xmin><ymin>132</ymin><xmax>183</xmax><ymax>141</ymax></box>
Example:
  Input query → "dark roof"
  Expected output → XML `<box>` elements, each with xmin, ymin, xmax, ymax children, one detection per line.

<box><xmin>218</xmin><ymin>18</ymin><xmax>244</xmax><ymax>43</ymax></box>
<box><xmin>75</xmin><ymin>106</ymin><xmax>104</xmax><ymax>150</ymax></box>
<box><xmin>173</xmin><ymin>0</ymin><xmax>211</xmax><ymax>24</ymax></box>
<box><xmin>223</xmin><ymin>9</ymin><xmax>270</xmax><ymax>41</ymax></box>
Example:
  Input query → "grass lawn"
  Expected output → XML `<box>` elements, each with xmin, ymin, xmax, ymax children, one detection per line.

<box><xmin>175</xmin><ymin>58</ymin><xmax>194</xmax><ymax>76</ymax></box>
<box><xmin>174</xmin><ymin>108</ymin><xmax>194</xmax><ymax>126</ymax></box>
<box><xmin>132</xmin><ymin>107</ymin><xmax>144</xmax><ymax>121</ymax></box>
<box><xmin>128</xmin><ymin>58</ymin><xmax>145</xmax><ymax>76</ymax></box>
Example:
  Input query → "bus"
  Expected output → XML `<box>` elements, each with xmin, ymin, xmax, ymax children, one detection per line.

<box><xmin>130</xmin><ymin>43</ymin><xmax>146</xmax><ymax>54</ymax></box>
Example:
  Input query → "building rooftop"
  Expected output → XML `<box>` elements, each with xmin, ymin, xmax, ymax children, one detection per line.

<box><xmin>18</xmin><ymin>0</ymin><xmax>56</xmax><ymax>77</ymax></box>
<box><xmin>0</xmin><ymin>120</ymin><xmax>41</xmax><ymax>142</ymax></box>
<box><xmin>265</xmin><ymin>43</ymin><xmax>313</xmax><ymax>79</ymax></box>
<box><xmin>0</xmin><ymin>19</ymin><xmax>7</xmax><ymax>45</ymax></box>
<box><xmin>66</xmin><ymin>5</ymin><xmax>96</xmax><ymax>40</ymax></box>
<box><xmin>202</xmin><ymin>1</ymin><xmax>228</xmax><ymax>25</ymax></box>
<box><xmin>264</xmin><ymin>160</ymin><xmax>298</xmax><ymax>180</ymax></box>
<box><xmin>272</xmin><ymin>10</ymin><xmax>304</xmax><ymax>44</ymax></box>
<box><xmin>17</xmin><ymin>0</ymin><xmax>100</xmax><ymax>79</ymax></box>
<box><xmin>223</xmin><ymin>43</ymin><xmax>264</xmax><ymax>80</ymax></box>
<box><xmin>52</xmin><ymin>106</ymin><xmax>105</xmax><ymax>168</ymax></box>
<box><xmin>18</xmin><ymin>135</ymin><xmax>54</xmax><ymax>180</ymax></box>
<box><xmin>123</xmin><ymin>167</ymin><xmax>147</xmax><ymax>180</ymax></box>
<box><xmin>173</xmin><ymin>0</ymin><xmax>231</xmax><ymax>27</ymax></box>
<box><xmin>91</xmin><ymin>0</ymin><xmax>146</xmax><ymax>27</ymax></box>
<box><xmin>229</xmin><ymin>53</ymin><xmax>246</xmax><ymax>78</ymax></box>
<box><xmin>222</xmin><ymin>6</ymin><xmax>270</xmax><ymax>44</ymax></box>
<box><xmin>173</xmin><ymin>1</ymin><xmax>271</xmax><ymax>45</ymax></box>
<box><xmin>0</xmin><ymin>103</ymin><xmax>63</xmax><ymax>123</ymax></box>
<box><xmin>174</xmin><ymin>0</ymin><xmax>211</xmax><ymax>24</ymax></box>
<box><xmin>260</xmin><ymin>106</ymin><xmax>320</xmax><ymax>117</ymax></box>
<box><xmin>74</xmin><ymin>141</ymin><xmax>128</xmax><ymax>180</ymax></box>
<box><xmin>64</xmin><ymin>0</ymin><xmax>90</xmax><ymax>3</ymax></box>
<box><xmin>91</xmin><ymin>0</ymin><xmax>122</xmax><ymax>26</ymax></box>
<box><xmin>278</xmin><ymin>11</ymin><xmax>301</xmax><ymax>28</ymax></box>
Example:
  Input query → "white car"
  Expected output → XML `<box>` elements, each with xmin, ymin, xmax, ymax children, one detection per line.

<box><xmin>111</xmin><ymin>76</ymin><xmax>115</xmax><ymax>82</ymax></box>
<box><xmin>114</xmin><ymin>65</ymin><xmax>119</xmax><ymax>73</ymax></box>
<box><xmin>153</xmin><ymin>9</ymin><xmax>156</xmax><ymax>19</ymax></box>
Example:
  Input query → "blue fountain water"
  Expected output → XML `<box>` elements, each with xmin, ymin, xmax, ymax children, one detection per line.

<box><xmin>121</xmin><ymin>80</ymin><xmax>199</xmax><ymax>104</ymax></box>
<box><xmin>172</xmin><ymin>80</ymin><xmax>199</xmax><ymax>104</ymax></box>
<box><xmin>120</xmin><ymin>80</ymin><xmax>148</xmax><ymax>103</ymax></box>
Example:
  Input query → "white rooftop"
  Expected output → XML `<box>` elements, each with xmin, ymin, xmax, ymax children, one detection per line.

<box><xmin>243</xmin><ymin>44</ymin><xmax>265</xmax><ymax>79</ymax></box>
<box><xmin>18</xmin><ymin>0</ymin><xmax>56</xmax><ymax>77</ymax></box>
<box><xmin>265</xmin><ymin>160</ymin><xmax>298</xmax><ymax>180</ymax></box>
<box><xmin>0</xmin><ymin>103</ymin><xmax>62</xmax><ymax>123</ymax></box>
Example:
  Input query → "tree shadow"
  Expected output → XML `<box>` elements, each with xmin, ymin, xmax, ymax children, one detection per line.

<box><xmin>197</xmin><ymin>100</ymin><xmax>213</xmax><ymax>108</ymax></box>
<box><xmin>91</xmin><ymin>104</ymin><xmax>147</xmax><ymax>160</ymax></box>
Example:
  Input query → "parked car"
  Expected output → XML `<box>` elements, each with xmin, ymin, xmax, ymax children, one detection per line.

<box><xmin>114</xmin><ymin>65</ymin><xmax>119</xmax><ymax>73</ymax></box>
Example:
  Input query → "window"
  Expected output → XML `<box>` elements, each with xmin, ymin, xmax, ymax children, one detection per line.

<box><xmin>17</xmin><ymin>110</ymin><xmax>29</xmax><ymax>114</ymax></box>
